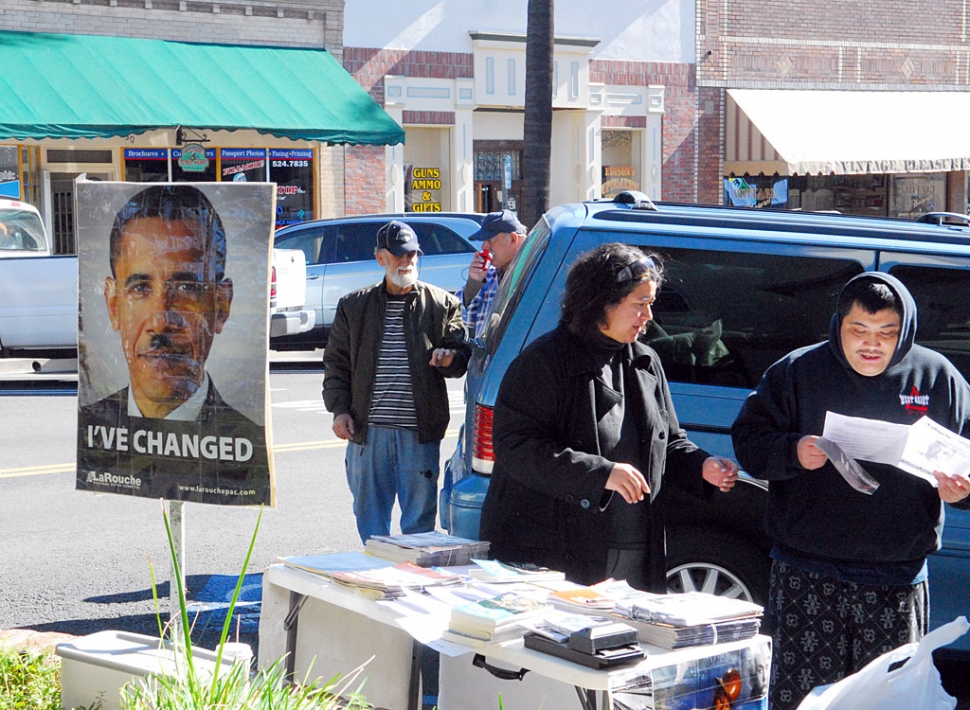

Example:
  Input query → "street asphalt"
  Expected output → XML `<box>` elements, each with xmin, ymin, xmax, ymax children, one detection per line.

<box><xmin>1</xmin><ymin>355</ymin><xmax>968</xmax><ymax>710</ymax></box>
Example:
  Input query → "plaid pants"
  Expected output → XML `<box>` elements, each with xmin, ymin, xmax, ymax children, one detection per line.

<box><xmin>767</xmin><ymin>559</ymin><xmax>928</xmax><ymax>710</ymax></box>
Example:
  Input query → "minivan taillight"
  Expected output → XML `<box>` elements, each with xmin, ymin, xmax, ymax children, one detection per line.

<box><xmin>471</xmin><ymin>403</ymin><xmax>495</xmax><ymax>474</ymax></box>
<box><xmin>270</xmin><ymin>265</ymin><xmax>278</xmax><ymax>300</ymax></box>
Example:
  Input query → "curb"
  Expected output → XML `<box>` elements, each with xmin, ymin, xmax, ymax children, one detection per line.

<box><xmin>0</xmin><ymin>628</ymin><xmax>77</xmax><ymax>654</ymax></box>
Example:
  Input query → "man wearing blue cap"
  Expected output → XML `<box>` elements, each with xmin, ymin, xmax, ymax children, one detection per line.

<box><xmin>323</xmin><ymin>220</ymin><xmax>470</xmax><ymax>542</ymax></box>
<box><xmin>458</xmin><ymin>209</ymin><xmax>527</xmax><ymax>338</ymax></box>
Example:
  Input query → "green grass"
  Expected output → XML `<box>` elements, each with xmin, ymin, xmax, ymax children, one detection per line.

<box><xmin>0</xmin><ymin>646</ymin><xmax>60</xmax><ymax>710</ymax></box>
<box><xmin>0</xmin><ymin>503</ymin><xmax>375</xmax><ymax>710</ymax></box>
<box><xmin>119</xmin><ymin>503</ymin><xmax>375</xmax><ymax>709</ymax></box>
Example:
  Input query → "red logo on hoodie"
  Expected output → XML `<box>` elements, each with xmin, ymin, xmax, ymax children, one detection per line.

<box><xmin>899</xmin><ymin>385</ymin><xmax>929</xmax><ymax>414</ymax></box>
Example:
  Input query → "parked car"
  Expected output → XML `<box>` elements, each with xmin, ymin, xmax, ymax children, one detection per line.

<box><xmin>0</xmin><ymin>198</ymin><xmax>77</xmax><ymax>358</ymax></box>
<box><xmin>444</xmin><ymin>192</ymin><xmax>970</xmax><ymax>658</ymax></box>
<box><xmin>270</xmin><ymin>212</ymin><xmax>484</xmax><ymax>349</ymax></box>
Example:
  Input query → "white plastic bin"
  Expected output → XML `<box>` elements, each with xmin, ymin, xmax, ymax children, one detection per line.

<box><xmin>56</xmin><ymin>630</ymin><xmax>243</xmax><ymax>710</ymax></box>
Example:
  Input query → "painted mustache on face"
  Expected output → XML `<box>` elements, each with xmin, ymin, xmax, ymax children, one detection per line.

<box><xmin>144</xmin><ymin>332</ymin><xmax>193</xmax><ymax>359</ymax></box>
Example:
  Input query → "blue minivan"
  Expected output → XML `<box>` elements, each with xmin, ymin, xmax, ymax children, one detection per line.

<box><xmin>443</xmin><ymin>193</ymin><xmax>970</xmax><ymax>661</ymax></box>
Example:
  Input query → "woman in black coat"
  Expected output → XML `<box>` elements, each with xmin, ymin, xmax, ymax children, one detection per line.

<box><xmin>480</xmin><ymin>243</ymin><xmax>739</xmax><ymax>591</ymax></box>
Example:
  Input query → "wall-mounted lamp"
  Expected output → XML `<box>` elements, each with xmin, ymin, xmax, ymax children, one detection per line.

<box><xmin>175</xmin><ymin>125</ymin><xmax>210</xmax><ymax>146</ymax></box>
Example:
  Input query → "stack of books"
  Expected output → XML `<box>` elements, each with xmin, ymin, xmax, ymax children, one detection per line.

<box><xmin>442</xmin><ymin>591</ymin><xmax>550</xmax><ymax>648</ymax></box>
<box><xmin>612</xmin><ymin>591</ymin><xmax>763</xmax><ymax>650</ymax></box>
<box><xmin>547</xmin><ymin>585</ymin><xmax>616</xmax><ymax>615</ymax></box>
<box><xmin>278</xmin><ymin>551</ymin><xmax>395</xmax><ymax>577</ymax></box>
<box><xmin>328</xmin><ymin>561</ymin><xmax>463</xmax><ymax>600</ymax></box>
<box><xmin>364</xmin><ymin>531</ymin><xmax>490</xmax><ymax>567</ymax></box>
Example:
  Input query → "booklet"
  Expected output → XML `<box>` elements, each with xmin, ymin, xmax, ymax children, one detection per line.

<box><xmin>821</xmin><ymin>412</ymin><xmax>970</xmax><ymax>487</ymax></box>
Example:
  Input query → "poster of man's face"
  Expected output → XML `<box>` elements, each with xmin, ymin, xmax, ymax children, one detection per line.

<box><xmin>76</xmin><ymin>182</ymin><xmax>276</xmax><ymax>508</ymax></box>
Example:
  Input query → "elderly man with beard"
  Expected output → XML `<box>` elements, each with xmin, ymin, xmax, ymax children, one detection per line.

<box><xmin>323</xmin><ymin>220</ymin><xmax>470</xmax><ymax>543</ymax></box>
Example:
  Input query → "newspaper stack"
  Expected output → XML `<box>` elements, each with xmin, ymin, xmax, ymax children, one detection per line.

<box><xmin>468</xmin><ymin>559</ymin><xmax>566</xmax><ymax>584</ymax></box>
<box><xmin>364</xmin><ymin>531</ymin><xmax>490</xmax><ymax>567</ymax></box>
<box><xmin>547</xmin><ymin>586</ymin><xmax>616</xmax><ymax>614</ymax></box>
<box><xmin>612</xmin><ymin>591</ymin><xmax>762</xmax><ymax>650</ymax></box>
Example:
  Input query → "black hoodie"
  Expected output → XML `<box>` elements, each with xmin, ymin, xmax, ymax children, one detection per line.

<box><xmin>732</xmin><ymin>272</ymin><xmax>970</xmax><ymax>584</ymax></box>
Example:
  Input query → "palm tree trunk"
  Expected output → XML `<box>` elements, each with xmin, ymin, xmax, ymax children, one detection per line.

<box><xmin>522</xmin><ymin>0</ymin><xmax>554</xmax><ymax>230</ymax></box>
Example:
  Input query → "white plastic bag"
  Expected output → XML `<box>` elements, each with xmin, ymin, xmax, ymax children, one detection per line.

<box><xmin>797</xmin><ymin>616</ymin><xmax>969</xmax><ymax>710</ymax></box>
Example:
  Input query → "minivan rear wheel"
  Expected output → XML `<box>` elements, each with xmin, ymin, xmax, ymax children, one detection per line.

<box><xmin>665</xmin><ymin>527</ymin><xmax>770</xmax><ymax>605</ymax></box>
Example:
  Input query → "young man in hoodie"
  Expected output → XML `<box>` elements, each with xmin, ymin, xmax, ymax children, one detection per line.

<box><xmin>732</xmin><ymin>272</ymin><xmax>970</xmax><ymax>710</ymax></box>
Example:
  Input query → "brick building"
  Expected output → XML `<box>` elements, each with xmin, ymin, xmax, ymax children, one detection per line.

<box><xmin>342</xmin><ymin>1</ymin><xmax>682</xmax><ymax>217</ymax></box>
<box><xmin>0</xmin><ymin>0</ymin><xmax>401</xmax><ymax>249</ymax></box>
<box><xmin>697</xmin><ymin>0</ymin><xmax>970</xmax><ymax>215</ymax></box>
<box><xmin>345</xmin><ymin>0</ymin><xmax>970</xmax><ymax>218</ymax></box>
<box><xmin>4</xmin><ymin>0</ymin><xmax>969</xmax><ymax>235</ymax></box>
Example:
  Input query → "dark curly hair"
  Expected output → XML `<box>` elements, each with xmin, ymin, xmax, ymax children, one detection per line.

<box><xmin>560</xmin><ymin>242</ymin><xmax>663</xmax><ymax>341</ymax></box>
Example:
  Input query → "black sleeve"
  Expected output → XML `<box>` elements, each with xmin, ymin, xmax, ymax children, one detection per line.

<box><xmin>493</xmin><ymin>348</ymin><xmax>614</xmax><ymax>507</ymax></box>
<box><xmin>731</xmin><ymin>358</ymin><xmax>807</xmax><ymax>481</ymax></box>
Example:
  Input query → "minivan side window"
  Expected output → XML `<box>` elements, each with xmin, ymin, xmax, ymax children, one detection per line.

<box><xmin>890</xmin><ymin>265</ymin><xmax>970</xmax><ymax>382</ymax></box>
<box><xmin>410</xmin><ymin>224</ymin><xmax>476</xmax><ymax>257</ymax></box>
<box><xmin>647</xmin><ymin>248</ymin><xmax>865</xmax><ymax>388</ymax></box>
<box><xmin>334</xmin><ymin>223</ymin><xmax>380</xmax><ymax>263</ymax></box>
<box><xmin>275</xmin><ymin>225</ymin><xmax>334</xmax><ymax>265</ymax></box>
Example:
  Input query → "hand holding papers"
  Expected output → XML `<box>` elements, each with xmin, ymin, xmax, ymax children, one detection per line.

<box><xmin>820</xmin><ymin>412</ymin><xmax>970</xmax><ymax>489</ymax></box>
<box><xmin>899</xmin><ymin>416</ymin><xmax>970</xmax><ymax>485</ymax></box>
<box><xmin>812</xmin><ymin>436</ymin><xmax>880</xmax><ymax>495</ymax></box>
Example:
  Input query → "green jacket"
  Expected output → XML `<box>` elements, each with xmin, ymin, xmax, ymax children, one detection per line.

<box><xmin>322</xmin><ymin>279</ymin><xmax>469</xmax><ymax>445</ymax></box>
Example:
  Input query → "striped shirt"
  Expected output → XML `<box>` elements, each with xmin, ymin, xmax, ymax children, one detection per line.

<box><xmin>368</xmin><ymin>297</ymin><xmax>418</xmax><ymax>429</ymax></box>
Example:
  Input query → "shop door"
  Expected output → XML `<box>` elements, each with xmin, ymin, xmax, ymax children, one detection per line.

<box><xmin>475</xmin><ymin>181</ymin><xmax>524</xmax><ymax>214</ymax></box>
<box><xmin>50</xmin><ymin>173</ymin><xmax>112</xmax><ymax>255</ymax></box>
<box><xmin>49</xmin><ymin>177</ymin><xmax>76</xmax><ymax>255</ymax></box>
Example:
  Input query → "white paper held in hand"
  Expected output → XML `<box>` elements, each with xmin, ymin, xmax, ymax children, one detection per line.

<box><xmin>821</xmin><ymin>411</ymin><xmax>970</xmax><ymax>488</ymax></box>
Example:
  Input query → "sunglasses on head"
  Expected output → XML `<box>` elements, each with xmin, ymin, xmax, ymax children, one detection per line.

<box><xmin>614</xmin><ymin>258</ymin><xmax>656</xmax><ymax>284</ymax></box>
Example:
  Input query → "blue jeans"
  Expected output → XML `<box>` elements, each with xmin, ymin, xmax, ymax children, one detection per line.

<box><xmin>345</xmin><ymin>426</ymin><xmax>441</xmax><ymax>543</ymax></box>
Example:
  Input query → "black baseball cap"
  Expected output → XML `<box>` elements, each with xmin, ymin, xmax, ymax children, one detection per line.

<box><xmin>470</xmin><ymin>209</ymin><xmax>526</xmax><ymax>241</ymax></box>
<box><xmin>376</xmin><ymin>220</ymin><xmax>422</xmax><ymax>256</ymax></box>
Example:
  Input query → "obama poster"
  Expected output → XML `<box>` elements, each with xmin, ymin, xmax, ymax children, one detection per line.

<box><xmin>75</xmin><ymin>181</ymin><xmax>276</xmax><ymax>507</ymax></box>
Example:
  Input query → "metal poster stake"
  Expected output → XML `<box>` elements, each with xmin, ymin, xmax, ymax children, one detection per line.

<box><xmin>169</xmin><ymin>500</ymin><xmax>186</xmax><ymax>641</ymax></box>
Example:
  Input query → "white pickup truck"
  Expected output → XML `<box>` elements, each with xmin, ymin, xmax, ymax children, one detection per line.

<box><xmin>0</xmin><ymin>199</ymin><xmax>313</xmax><ymax>358</ymax></box>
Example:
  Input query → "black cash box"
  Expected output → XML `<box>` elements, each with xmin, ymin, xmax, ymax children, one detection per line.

<box><xmin>524</xmin><ymin>622</ymin><xmax>645</xmax><ymax>669</ymax></box>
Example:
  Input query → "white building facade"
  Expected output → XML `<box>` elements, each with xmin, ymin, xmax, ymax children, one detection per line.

<box><xmin>342</xmin><ymin>0</ymin><xmax>700</xmax><ymax>218</ymax></box>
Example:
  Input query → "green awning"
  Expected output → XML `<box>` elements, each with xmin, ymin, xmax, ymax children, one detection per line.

<box><xmin>0</xmin><ymin>31</ymin><xmax>404</xmax><ymax>145</ymax></box>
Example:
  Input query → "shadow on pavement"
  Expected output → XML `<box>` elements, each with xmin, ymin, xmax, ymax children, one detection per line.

<box><xmin>19</xmin><ymin>573</ymin><xmax>263</xmax><ymax>658</ymax></box>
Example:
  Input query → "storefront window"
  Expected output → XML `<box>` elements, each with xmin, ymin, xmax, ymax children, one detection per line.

<box><xmin>724</xmin><ymin>176</ymin><xmax>789</xmax><ymax>208</ymax></box>
<box><xmin>221</xmin><ymin>148</ymin><xmax>268</xmax><ymax>183</ymax></box>
<box><xmin>0</xmin><ymin>146</ymin><xmax>20</xmax><ymax>199</ymax></box>
<box><xmin>891</xmin><ymin>174</ymin><xmax>946</xmax><ymax>219</ymax></box>
<box><xmin>475</xmin><ymin>150</ymin><xmax>521</xmax><ymax>182</ymax></box>
<box><xmin>124</xmin><ymin>148</ymin><xmax>169</xmax><ymax>182</ymax></box>
<box><xmin>404</xmin><ymin>127</ymin><xmax>451</xmax><ymax>213</ymax></box>
<box><xmin>21</xmin><ymin>146</ymin><xmax>41</xmax><ymax>207</ymax></box>
<box><xmin>601</xmin><ymin>130</ymin><xmax>642</xmax><ymax>198</ymax></box>
<box><xmin>269</xmin><ymin>148</ymin><xmax>314</xmax><ymax>228</ymax></box>
<box><xmin>724</xmin><ymin>174</ymin><xmax>889</xmax><ymax>216</ymax></box>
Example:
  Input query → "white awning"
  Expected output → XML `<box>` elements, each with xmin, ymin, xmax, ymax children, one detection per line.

<box><xmin>725</xmin><ymin>89</ymin><xmax>970</xmax><ymax>176</ymax></box>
